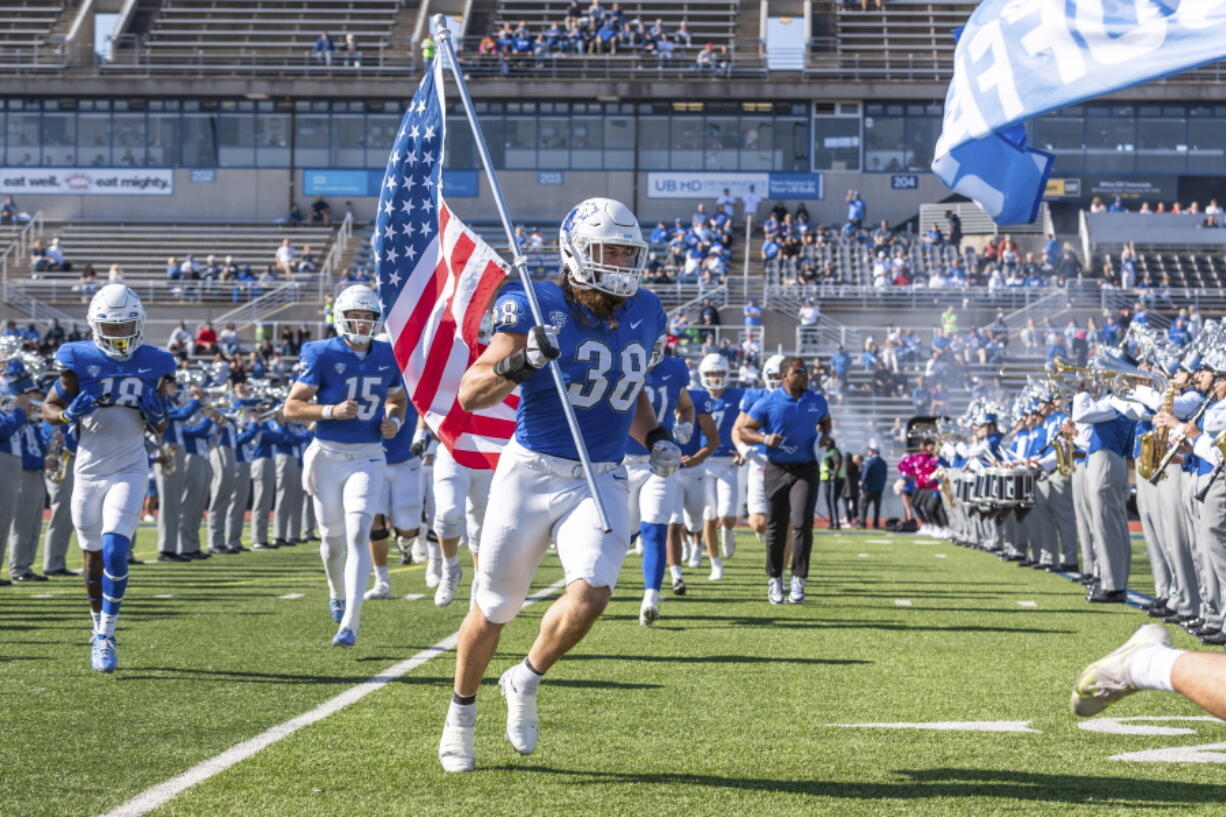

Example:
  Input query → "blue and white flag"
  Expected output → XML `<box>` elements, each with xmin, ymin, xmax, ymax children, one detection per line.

<box><xmin>932</xmin><ymin>1</ymin><xmax>1226</xmax><ymax>224</ymax></box>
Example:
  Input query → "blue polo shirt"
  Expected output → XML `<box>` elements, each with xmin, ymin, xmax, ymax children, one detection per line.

<box><xmin>747</xmin><ymin>388</ymin><xmax>828</xmax><ymax>464</ymax></box>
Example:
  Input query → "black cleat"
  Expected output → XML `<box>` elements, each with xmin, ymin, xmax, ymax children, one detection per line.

<box><xmin>671</xmin><ymin>577</ymin><xmax>687</xmax><ymax>596</ymax></box>
<box><xmin>1199</xmin><ymin>630</ymin><xmax>1226</xmax><ymax>646</ymax></box>
<box><xmin>12</xmin><ymin>572</ymin><xmax>49</xmax><ymax>582</ymax></box>
<box><xmin>44</xmin><ymin>568</ymin><xmax>80</xmax><ymax>577</ymax></box>
<box><xmin>275</xmin><ymin>538</ymin><xmax>294</xmax><ymax>548</ymax></box>
<box><xmin>157</xmin><ymin>552</ymin><xmax>190</xmax><ymax>562</ymax></box>
<box><xmin>252</xmin><ymin>542</ymin><xmax>278</xmax><ymax>550</ymax></box>
<box><xmin>1086</xmin><ymin>588</ymin><xmax>1127</xmax><ymax>603</ymax></box>
<box><xmin>185</xmin><ymin>551</ymin><xmax>211</xmax><ymax>560</ymax></box>
<box><xmin>0</xmin><ymin>578</ymin><xmax>11</xmax><ymax>587</ymax></box>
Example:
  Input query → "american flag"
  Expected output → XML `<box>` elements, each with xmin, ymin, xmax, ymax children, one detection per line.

<box><xmin>373</xmin><ymin>60</ymin><xmax>516</xmax><ymax>469</ymax></box>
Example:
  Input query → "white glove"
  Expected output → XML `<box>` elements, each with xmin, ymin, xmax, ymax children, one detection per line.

<box><xmin>672</xmin><ymin>422</ymin><xmax>694</xmax><ymax>445</ymax></box>
<box><xmin>526</xmin><ymin>325</ymin><xmax>560</xmax><ymax>369</ymax></box>
<box><xmin>649</xmin><ymin>440</ymin><xmax>682</xmax><ymax>478</ymax></box>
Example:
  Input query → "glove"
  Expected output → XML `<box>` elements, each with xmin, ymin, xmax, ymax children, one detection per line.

<box><xmin>493</xmin><ymin>325</ymin><xmax>560</xmax><ymax>384</ymax></box>
<box><xmin>672</xmin><ymin>422</ymin><xmax>694</xmax><ymax>445</ymax></box>
<box><xmin>649</xmin><ymin>440</ymin><xmax>682</xmax><ymax>478</ymax></box>
<box><xmin>61</xmin><ymin>391</ymin><xmax>97</xmax><ymax>423</ymax></box>
<box><xmin>139</xmin><ymin>385</ymin><xmax>167</xmax><ymax>425</ymax></box>
<box><xmin>410</xmin><ymin>426</ymin><xmax>432</xmax><ymax>457</ymax></box>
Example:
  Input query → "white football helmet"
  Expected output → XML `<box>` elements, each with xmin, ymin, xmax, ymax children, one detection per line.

<box><xmin>559</xmin><ymin>197</ymin><xmax>648</xmax><ymax>298</ymax></box>
<box><xmin>762</xmin><ymin>354</ymin><xmax>787</xmax><ymax>390</ymax></box>
<box><xmin>88</xmin><ymin>284</ymin><xmax>144</xmax><ymax>360</ymax></box>
<box><xmin>335</xmin><ymin>284</ymin><xmax>383</xmax><ymax>346</ymax></box>
<box><xmin>698</xmin><ymin>353</ymin><xmax>728</xmax><ymax>391</ymax></box>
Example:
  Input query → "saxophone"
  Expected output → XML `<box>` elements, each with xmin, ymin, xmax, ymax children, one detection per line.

<box><xmin>1136</xmin><ymin>384</ymin><xmax>1175</xmax><ymax>481</ymax></box>
<box><xmin>1053</xmin><ymin>434</ymin><xmax>1075</xmax><ymax>477</ymax></box>
<box><xmin>160</xmin><ymin>442</ymin><xmax>178</xmax><ymax>477</ymax></box>
<box><xmin>45</xmin><ymin>429</ymin><xmax>72</xmax><ymax>484</ymax></box>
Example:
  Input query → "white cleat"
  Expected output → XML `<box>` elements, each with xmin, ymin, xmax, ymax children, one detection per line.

<box><xmin>364</xmin><ymin>583</ymin><xmax>392</xmax><ymax>601</ymax></box>
<box><xmin>768</xmin><ymin>577</ymin><xmax>785</xmax><ymax>605</ymax></box>
<box><xmin>425</xmin><ymin>557</ymin><xmax>442</xmax><ymax>589</ymax></box>
<box><xmin>687</xmin><ymin>548</ymin><xmax>702</xmax><ymax>569</ymax></box>
<box><xmin>721</xmin><ymin>531</ymin><xmax>736</xmax><ymax>559</ymax></box>
<box><xmin>708</xmin><ymin>562</ymin><xmax>724</xmax><ymax>581</ymax></box>
<box><xmin>439</xmin><ymin>705</ymin><xmax>477</xmax><ymax>772</ymax></box>
<box><xmin>787</xmin><ymin>575</ymin><xmax>806</xmax><ymax>604</ymax></box>
<box><xmin>639</xmin><ymin>596</ymin><xmax>659</xmax><ymax>627</ymax></box>
<box><xmin>1071</xmin><ymin>623</ymin><xmax>1171</xmax><ymax>717</ymax></box>
<box><xmin>435</xmin><ymin>560</ymin><xmax>461</xmax><ymax>607</ymax></box>
<box><xmin>499</xmin><ymin>667</ymin><xmax>539</xmax><ymax>755</ymax></box>
<box><xmin>633</xmin><ymin>540</ymin><xmax>643</xmax><ymax>555</ymax></box>
<box><xmin>412</xmin><ymin>537</ymin><xmax>428</xmax><ymax>564</ymax></box>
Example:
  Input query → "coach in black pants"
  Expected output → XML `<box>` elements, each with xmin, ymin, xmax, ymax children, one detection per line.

<box><xmin>736</xmin><ymin>357</ymin><xmax>831</xmax><ymax>605</ymax></box>
<box><xmin>859</xmin><ymin>444</ymin><xmax>887</xmax><ymax>528</ymax></box>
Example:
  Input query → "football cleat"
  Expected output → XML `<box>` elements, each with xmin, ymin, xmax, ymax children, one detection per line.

<box><xmin>396</xmin><ymin>535</ymin><xmax>415</xmax><ymax>565</ymax></box>
<box><xmin>768</xmin><ymin>577</ymin><xmax>785</xmax><ymax>605</ymax></box>
<box><xmin>708</xmin><ymin>562</ymin><xmax>724</xmax><ymax>582</ymax></box>
<box><xmin>787</xmin><ymin>576</ymin><xmax>806</xmax><ymax>604</ymax></box>
<box><xmin>1070</xmin><ymin>623</ymin><xmax>1170</xmax><ymax>717</ymax></box>
<box><xmin>639</xmin><ymin>597</ymin><xmax>659</xmax><ymax>627</ymax></box>
<box><xmin>499</xmin><ymin>667</ymin><xmax>540</xmax><ymax>755</ymax></box>
<box><xmin>91</xmin><ymin>635</ymin><xmax>117</xmax><ymax>674</ymax></box>
<box><xmin>331</xmin><ymin>627</ymin><xmax>356</xmax><ymax>648</ymax></box>
<box><xmin>425</xmin><ymin>557</ymin><xmax>442</xmax><ymax>589</ymax></box>
<box><xmin>671</xmin><ymin>576</ymin><xmax>687</xmax><ymax>596</ymax></box>
<box><xmin>721</xmin><ymin>530</ymin><xmax>736</xmax><ymax>559</ymax></box>
<box><xmin>364</xmin><ymin>583</ymin><xmax>392</xmax><ymax>601</ymax></box>
<box><xmin>328</xmin><ymin>597</ymin><xmax>345</xmax><ymax>623</ymax></box>
<box><xmin>435</xmin><ymin>561</ymin><xmax>462</xmax><ymax>607</ymax></box>
<box><xmin>439</xmin><ymin>706</ymin><xmax>476</xmax><ymax>773</ymax></box>
<box><xmin>412</xmin><ymin>538</ymin><xmax>429</xmax><ymax>564</ymax></box>
<box><xmin>687</xmin><ymin>546</ymin><xmax>702</xmax><ymax>569</ymax></box>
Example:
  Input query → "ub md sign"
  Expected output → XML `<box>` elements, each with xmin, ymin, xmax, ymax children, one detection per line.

<box><xmin>648</xmin><ymin>172</ymin><xmax>822</xmax><ymax>200</ymax></box>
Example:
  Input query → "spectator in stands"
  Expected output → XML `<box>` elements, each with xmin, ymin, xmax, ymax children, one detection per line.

<box><xmin>287</xmin><ymin>202</ymin><xmax>303</xmax><ymax>227</ymax></box>
<box><xmin>1168</xmin><ymin>317</ymin><xmax>1192</xmax><ymax>347</ymax></box>
<box><xmin>219</xmin><ymin>323</ymin><xmax>241</xmax><ymax>357</ymax></box>
<box><xmin>1108</xmin><ymin>196</ymin><xmax>1126</xmax><ymax>213</ymax></box>
<box><xmin>343</xmin><ymin>33</ymin><xmax>361</xmax><ymax>67</ymax></box>
<box><xmin>846</xmin><ymin>189</ymin><xmax>866</xmax><ymax>230</ymax></box>
<box><xmin>313</xmin><ymin>32</ymin><xmax>335</xmax><ymax>66</ymax></box>
<box><xmin>421</xmin><ymin>33</ymin><xmax>436</xmax><ymax>67</ymax></box>
<box><xmin>740</xmin><ymin>184</ymin><xmax>763</xmax><ymax>219</ymax></box>
<box><xmin>743</xmin><ymin>297</ymin><xmax>762</xmax><ymax>331</ymax></box>
<box><xmin>1046</xmin><ymin>331</ymin><xmax>1067</xmax><ymax>362</ymax></box>
<box><xmin>309</xmin><ymin>196</ymin><xmax>331</xmax><ymax>226</ymax></box>
<box><xmin>275</xmin><ymin>239</ymin><xmax>297</xmax><ymax>276</ymax></box>
<box><xmin>761</xmin><ymin>235</ymin><xmax>781</xmax><ymax>276</ymax></box>
<box><xmin>196</xmin><ymin>322</ymin><xmax>218</xmax><ymax>355</ymax></box>
<box><xmin>922</xmin><ymin>224</ymin><xmax>943</xmax><ymax>248</ymax></box>
<box><xmin>76</xmin><ymin>264</ymin><xmax>99</xmax><ymax>301</ymax></box>
<box><xmin>1043</xmin><ymin>233</ymin><xmax>1060</xmax><ymax>269</ymax></box>
<box><xmin>829</xmin><ymin>344</ymin><xmax>850</xmax><ymax>393</ymax></box>
<box><xmin>167</xmin><ymin>321</ymin><xmax>192</xmax><ymax>356</ymax></box>
<box><xmin>1058</xmin><ymin>243</ymin><xmax>1082</xmax><ymax>279</ymax></box>
<box><xmin>43</xmin><ymin>238</ymin><xmax>69</xmax><ymax>272</ymax></box>
<box><xmin>944</xmin><ymin>210</ymin><xmax>962</xmax><ymax>250</ymax></box>
<box><xmin>716</xmin><ymin>188</ymin><xmax>736</xmax><ymax>220</ymax></box>
<box><xmin>0</xmin><ymin>196</ymin><xmax>15</xmax><ymax>225</ymax></box>
<box><xmin>596</xmin><ymin>16</ymin><xmax>620</xmax><ymax>53</ymax></box>
<box><xmin>1090</xmin><ymin>196</ymin><xmax>1107</xmax><ymax>214</ymax></box>
<box><xmin>694</xmin><ymin>43</ymin><xmax>716</xmax><ymax>73</ymax></box>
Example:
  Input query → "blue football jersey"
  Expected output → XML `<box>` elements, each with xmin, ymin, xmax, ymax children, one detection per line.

<box><xmin>693</xmin><ymin>386</ymin><xmax>744</xmax><ymax>457</ymax></box>
<box><xmin>382</xmin><ymin>402</ymin><xmax>419</xmax><ymax>464</ymax></box>
<box><xmin>626</xmin><ymin>356</ymin><xmax>689</xmax><ymax>456</ymax></box>
<box><xmin>493</xmin><ymin>280</ymin><xmax>667</xmax><ymax>462</ymax></box>
<box><xmin>297</xmin><ymin>336</ymin><xmax>404</xmax><ymax>444</ymax></box>
<box><xmin>678</xmin><ymin>388</ymin><xmax>712</xmax><ymax>457</ymax></box>
<box><xmin>55</xmin><ymin>341</ymin><xmax>176</xmax><ymax>407</ymax></box>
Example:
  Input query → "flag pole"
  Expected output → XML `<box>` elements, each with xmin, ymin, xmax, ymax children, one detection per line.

<box><xmin>432</xmin><ymin>16</ymin><xmax>613</xmax><ymax>533</ymax></box>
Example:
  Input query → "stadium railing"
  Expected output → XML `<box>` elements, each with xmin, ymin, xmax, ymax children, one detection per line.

<box><xmin>1</xmin><ymin>211</ymin><xmax>44</xmax><ymax>286</ymax></box>
<box><xmin>452</xmin><ymin>46</ymin><xmax>765</xmax><ymax>79</ymax></box>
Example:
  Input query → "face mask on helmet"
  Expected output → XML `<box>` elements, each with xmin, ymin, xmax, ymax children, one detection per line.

<box><xmin>698</xmin><ymin>359</ymin><xmax>727</xmax><ymax>390</ymax></box>
<box><xmin>337</xmin><ymin>309</ymin><xmax>381</xmax><ymax>345</ymax></box>
<box><xmin>560</xmin><ymin>198</ymin><xmax>648</xmax><ymax>299</ymax></box>
<box><xmin>93</xmin><ymin>320</ymin><xmax>142</xmax><ymax>358</ymax></box>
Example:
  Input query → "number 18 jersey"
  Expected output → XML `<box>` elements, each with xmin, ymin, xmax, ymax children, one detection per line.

<box><xmin>297</xmin><ymin>336</ymin><xmax>404</xmax><ymax>445</ymax></box>
<box><xmin>494</xmin><ymin>280</ymin><xmax>666</xmax><ymax>462</ymax></box>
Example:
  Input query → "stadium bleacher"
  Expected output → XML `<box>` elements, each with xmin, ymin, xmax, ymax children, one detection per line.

<box><xmin>0</xmin><ymin>0</ymin><xmax>69</xmax><ymax>67</ymax></box>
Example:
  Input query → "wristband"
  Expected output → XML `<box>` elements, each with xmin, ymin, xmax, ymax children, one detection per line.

<box><xmin>322</xmin><ymin>404</ymin><xmax>334</xmax><ymax>420</ymax></box>
<box><xmin>645</xmin><ymin>426</ymin><xmax>674</xmax><ymax>449</ymax></box>
<box><xmin>389</xmin><ymin>415</ymin><xmax>403</xmax><ymax>432</ymax></box>
<box><xmin>493</xmin><ymin>348</ymin><xmax>535</xmax><ymax>384</ymax></box>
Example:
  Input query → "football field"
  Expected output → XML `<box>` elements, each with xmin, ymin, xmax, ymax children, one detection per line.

<box><xmin>3</xmin><ymin>526</ymin><xmax>1225</xmax><ymax>817</ymax></box>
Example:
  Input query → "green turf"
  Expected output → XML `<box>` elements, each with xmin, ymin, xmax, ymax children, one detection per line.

<box><xmin>2</xmin><ymin>525</ymin><xmax>1223</xmax><ymax>817</ymax></box>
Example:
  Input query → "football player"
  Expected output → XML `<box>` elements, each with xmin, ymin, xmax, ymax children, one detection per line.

<box><xmin>44</xmin><ymin>284</ymin><xmax>176</xmax><ymax>673</ymax></box>
<box><xmin>283</xmin><ymin>284</ymin><xmax>407</xmax><ymax>648</ymax></box>
<box><xmin>439</xmin><ymin>198</ymin><xmax>676</xmax><ymax>772</ymax></box>
<box><xmin>364</xmin><ymin>398</ymin><xmax>422</xmax><ymax>601</ymax></box>
<box><xmin>669</xmin><ymin>382</ymin><xmax>719</xmax><ymax>586</ymax></box>
<box><xmin>429</xmin><ymin>422</ymin><xmax>493</xmax><ymax>606</ymax></box>
<box><xmin>694</xmin><ymin>353</ymin><xmax>746</xmax><ymax>569</ymax></box>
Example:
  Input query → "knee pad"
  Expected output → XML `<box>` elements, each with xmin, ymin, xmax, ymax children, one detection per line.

<box><xmin>434</xmin><ymin>507</ymin><xmax>465</xmax><ymax>541</ymax></box>
<box><xmin>370</xmin><ymin>527</ymin><xmax>390</xmax><ymax>542</ymax></box>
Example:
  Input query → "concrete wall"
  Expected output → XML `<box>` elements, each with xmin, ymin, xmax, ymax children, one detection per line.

<box><xmin>16</xmin><ymin>167</ymin><xmax>951</xmax><ymax>230</ymax></box>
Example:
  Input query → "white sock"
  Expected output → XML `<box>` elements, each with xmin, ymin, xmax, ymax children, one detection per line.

<box><xmin>510</xmin><ymin>658</ymin><xmax>543</xmax><ymax>693</ymax></box>
<box><xmin>721</xmin><ymin>528</ymin><xmax>735</xmax><ymax>552</ymax></box>
<box><xmin>1128</xmin><ymin>644</ymin><xmax>1183</xmax><ymax>692</ymax></box>
<box><xmin>340</xmin><ymin>516</ymin><xmax>374</xmax><ymax>631</ymax></box>
<box><xmin>445</xmin><ymin>555</ymin><xmax>460</xmax><ymax>570</ymax></box>
<box><xmin>320</xmin><ymin>536</ymin><xmax>346</xmax><ymax>600</ymax></box>
<box><xmin>643</xmin><ymin>588</ymin><xmax>660</xmax><ymax>607</ymax></box>
<box><xmin>753</xmin><ymin>530</ymin><xmax>763</xmax><ymax>542</ymax></box>
<box><xmin>446</xmin><ymin>700</ymin><xmax>476</xmax><ymax>727</ymax></box>
<box><xmin>375</xmin><ymin>564</ymin><xmax>390</xmax><ymax>586</ymax></box>
<box><xmin>100</xmin><ymin>613</ymin><xmax>119</xmax><ymax>638</ymax></box>
<box><xmin>710</xmin><ymin>556</ymin><xmax>723</xmax><ymax>570</ymax></box>
<box><xmin>427</xmin><ymin>540</ymin><xmax>442</xmax><ymax>561</ymax></box>
<box><xmin>669</xmin><ymin>565</ymin><xmax>683</xmax><ymax>581</ymax></box>
<box><xmin>90</xmin><ymin>610</ymin><xmax>101</xmax><ymax>633</ymax></box>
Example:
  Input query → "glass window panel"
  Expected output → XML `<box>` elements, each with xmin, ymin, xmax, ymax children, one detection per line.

<box><xmin>773</xmin><ymin>118</ymin><xmax>808</xmax><ymax>171</ymax></box>
<box><xmin>700</xmin><ymin>116</ymin><xmax>738</xmax><ymax>171</ymax></box>
<box><xmin>148</xmin><ymin>111</ymin><xmax>180</xmax><ymax>166</ymax></box>
<box><xmin>569</xmin><ymin>116</ymin><xmax>602</xmax><ymax>169</ymax></box>
<box><xmin>1188</xmin><ymin>119</ymin><xmax>1226</xmax><ymax>174</ymax></box>
<box><xmin>364</xmin><ymin>113</ymin><xmax>400</xmax><ymax>167</ymax></box>
<box><xmin>5</xmin><ymin>112</ymin><xmax>38</xmax><ymax>166</ymax></box>
<box><xmin>636</xmin><ymin>115</ymin><xmax>669</xmax><ymax>169</ymax></box>
<box><xmin>602</xmin><ymin>115</ymin><xmax>633</xmax><ymax>169</ymax></box>
<box><xmin>503</xmin><ymin>116</ymin><xmax>537</xmax><ymax>169</ymax></box>
<box><xmin>254</xmin><ymin>113</ymin><xmax>290</xmax><ymax>167</ymax></box>
<box><xmin>864</xmin><ymin>114</ymin><xmax>904</xmax><ymax>172</ymax></box>
<box><xmin>182</xmin><ymin>114</ymin><xmax>217</xmax><ymax>166</ymax></box>
<box><xmin>738</xmin><ymin>117</ymin><xmax>773</xmax><ymax>170</ymax></box>
<box><xmin>218</xmin><ymin>111</ymin><xmax>255</xmax><ymax>167</ymax></box>
<box><xmin>112</xmin><ymin>112</ymin><xmax>145</xmax><ymax>166</ymax></box>
<box><xmin>537</xmin><ymin>117</ymin><xmax>569</xmax><ymax>169</ymax></box>
<box><xmin>294</xmin><ymin>114</ymin><xmax>330</xmax><ymax>167</ymax></box>
<box><xmin>669</xmin><ymin>118</ymin><xmax>703</xmax><ymax>170</ymax></box>
<box><xmin>78</xmin><ymin>112</ymin><xmax>110</xmax><ymax>166</ymax></box>
<box><xmin>1085</xmin><ymin>114</ymin><xmax>1135</xmax><ymax>173</ymax></box>
<box><xmin>903</xmin><ymin>115</ymin><xmax>940</xmax><ymax>171</ymax></box>
<box><xmin>812</xmin><ymin>115</ymin><xmax>860</xmax><ymax>171</ymax></box>
<box><xmin>331</xmin><ymin>114</ymin><xmax>365</xmax><ymax>167</ymax></box>
<box><xmin>41</xmin><ymin>112</ymin><xmax>76</xmax><ymax>165</ymax></box>
<box><xmin>445</xmin><ymin>115</ymin><xmax>479</xmax><ymax>169</ymax></box>
<box><xmin>1033</xmin><ymin>117</ymin><xmax>1084</xmax><ymax>174</ymax></box>
<box><xmin>1137</xmin><ymin>116</ymin><xmax>1186</xmax><ymax>174</ymax></box>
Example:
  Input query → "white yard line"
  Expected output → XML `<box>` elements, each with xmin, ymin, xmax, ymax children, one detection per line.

<box><xmin>277</xmin><ymin>593</ymin><xmax>304</xmax><ymax>600</ymax></box>
<box><xmin>98</xmin><ymin>578</ymin><xmax>568</xmax><ymax>817</ymax></box>
<box><xmin>1017</xmin><ymin>600</ymin><xmax>1038</xmax><ymax>608</ymax></box>
<box><xmin>894</xmin><ymin>599</ymin><xmax>913</xmax><ymax>607</ymax></box>
<box><xmin>403</xmin><ymin>593</ymin><xmax>425</xmax><ymax>601</ymax></box>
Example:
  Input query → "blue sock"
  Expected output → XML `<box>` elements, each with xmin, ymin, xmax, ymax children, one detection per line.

<box><xmin>640</xmin><ymin>522</ymin><xmax>667</xmax><ymax>592</ymax></box>
<box><xmin>101</xmin><ymin>533</ymin><xmax>131</xmax><ymax>618</ymax></box>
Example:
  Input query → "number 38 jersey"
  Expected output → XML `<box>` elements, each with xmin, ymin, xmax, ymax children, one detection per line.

<box><xmin>297</xmin><ymin>336</ymin><xmax>404</xmax><ymax>445</ymax></box>
<box><xmin>494</xmin><ymin>280</ymin><xmax>666</xmax><ymax>462</ymax></box>
<box><xmin>54</xmin><ymin>341</ymin><xmax>176</xmax><ymax>480</ymax></box>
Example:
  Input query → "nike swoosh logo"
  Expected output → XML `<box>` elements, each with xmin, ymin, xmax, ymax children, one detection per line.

<box><xmin>630</xmin><ymin>320</ymin><xmax>643</xmax><ymax>329</ymax></box>
<box><xmin>138</xmin><ymin>368</ymin><xmax>153</xmax><ymax>373</ymax></box>
<box><xmin>379</xmin><ymin>365</ymin><xmax>391</xmax><ymax>370</ymax></box>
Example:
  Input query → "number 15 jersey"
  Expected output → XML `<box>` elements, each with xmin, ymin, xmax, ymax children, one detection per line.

<box><xmin>297</xmin><ymin>336</ymin><xmax>404</xmax><ymax>445</ymax></box>
<box><xmin>493</xmin><ymin>280</ymin><xmax>666</xmax><ymax>463</ymax></box>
